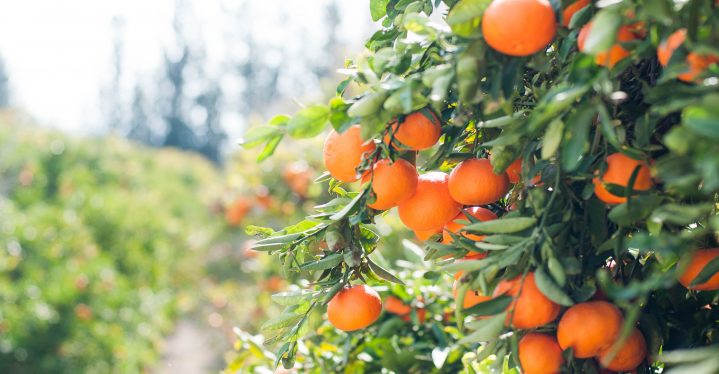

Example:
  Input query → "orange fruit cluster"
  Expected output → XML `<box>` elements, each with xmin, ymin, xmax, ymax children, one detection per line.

<box><xmin>657</xmin><ymin>28</ymin><xmax>719</xmax><ymax>83</ymax></box>
<box><xmin>557</xmin><ymin>301</ymin><xmax>647</xmax><ymax>371</ymax></box>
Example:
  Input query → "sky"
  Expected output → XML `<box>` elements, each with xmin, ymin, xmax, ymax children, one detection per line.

<box><xmin>0</xmin><ymin>0</ymin><xmax>372</xmax><ymax>134</ymax></box>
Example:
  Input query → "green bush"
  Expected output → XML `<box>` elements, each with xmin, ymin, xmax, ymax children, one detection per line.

<box><xmin>0</xmin><ymin>111</ymin><xmax>223</xmax><ymax>373</ymax></box>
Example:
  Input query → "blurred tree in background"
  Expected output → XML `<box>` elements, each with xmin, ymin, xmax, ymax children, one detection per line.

<box><xmin>0</xmin><ymin>53</ymin><xmax>9</xmax><ymax>108</ymax></box>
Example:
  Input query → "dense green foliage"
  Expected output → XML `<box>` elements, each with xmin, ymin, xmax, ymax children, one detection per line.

<box><xmin>239</xmin><ymin>0</ymin><xmax>719</xmax><ymax>373</ymax></box>
<box><xmin>0</xmin><ymin>111</ymin><xmax>223</xmax><ymax>373</ymax></box>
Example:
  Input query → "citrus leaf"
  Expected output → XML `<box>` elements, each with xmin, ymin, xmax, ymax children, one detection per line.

<box><xmin>261</xmin><ymin>313</ymin><xmax>304</xmax><ymax>331</ymax></box>
<box><xmin>458</xmin><ymin>312</ymin><xmax>506</xmax><ymax>344</ymax></box>
<box><xmin>299</xmin><ymin>253</ymin><xmax>344</xmax><ymax>271</ymax></box>
<box><xmin>370</xmin><ymin>0</ymin><xmax>389</xmax><ymax>21</ymax></box>
<box><xmin>271</xmin><ymin>290</ymin><xmax>318</xmax><ymax>306</ymax></box>
<box><xmin>367</xmin><ymin>258</ymin><xmax>405</xmax><ymax>285</ymax></box>
<box><xmin>287</xmin><ymin>105</ymin><xmax>330</xmax><ymax>138</ymax></box>
<box><xmin>463</xmin><ymin>295</ymin><xmax>512</xmax><ymax>316</ymax></box>
<box><xmin>464</xmin><ymin>217</ymin><xmax>536</xmax><ymax>234</ymax></box>
<box><xmin>690</xmin><ymin>255</ymin><xmax>719</xmax><ymax>287</ymax></box>
<box><xmin>447</xmin><ymin>0</ymin><xmax>490</xmax><ymax>38</ymax></box>
<box><xmin>534</xmin><ymin>267</ymin><xmax>574</xmax><ymax>306</ymax></box>
<box><xmin>583</xmin><ymin>9</ymin><xmax>621</xmax><ymax>54</ymax></box>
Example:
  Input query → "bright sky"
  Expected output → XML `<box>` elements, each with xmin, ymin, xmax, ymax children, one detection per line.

<box><xmin>0</xmin><ymin>0</ymin><xmax>371</xmax><ymax>134</ymax></box>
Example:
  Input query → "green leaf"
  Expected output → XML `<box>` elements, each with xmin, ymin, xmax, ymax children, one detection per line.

<box><xmin>541</xmin><ymin>119</ymin><xmax>564</xmax><ymax>159</ymax></box>
<box><xmin>370</xmin><ymin>0</ymin><xmax>389</xmax><ymax>21</ymax></box>
<box><xmin>287</xmin><ymin>105</ymin><xmax>330</xmax><ymax>138</ymax></box>
<box><xmin>299</xmin><ymin>253</ymin><xmax>344</xmax><ymax>271</ymax></box>
<box><xmin>458</xmin><ymin>313</ymin><xmax>506</xmax><ymax>344</ymax></box>
<box><xmin>367</xmin><ymin>258</ymin><xmax>405</xmax><ymax>285</ymax></box>
<box><xmin>608</xmin><ymin>195</ymin><xmax>663</xmax><ymax>226</ymax></box>
<box><xmin>463</xmin><ymin>295</ymin><xmax>512</xmax><ymax>316</ymax></box>
<box><xmin>239</xmin><ymin>125</ymin><xmax>284</xmax><ymax>148</ymax></box>
<box><xmin>534</xmin><ymin>267</ymin><xmax>574</xmax><ymax>306</ymax></box>
<box><xmin>347</xmin><ymin>91</ymin><xmax>387</xmax><ymax>118</ymax></box>
<box><xmin>690</xmin><ymin>255</ymin><xmax>719</xmax><ymax>287</ymax></box>
<box><xmin>261</xmin><ymin>313</ymin><xmax>303</xmax><ymax>331</ymax></box>
<box><xmin>561</xmin><ymin>105</ymin><xmax>595</xmax><ymax>171</ymax></box>
<box><xmin>464</xmin><ymin>217</ymin><xmax>536</xmax><ymax>234</ymax></box>
<box><xmin>327</xmin><ymin>193</ymin><xmax>364</xmax><ymax>222</ymax></box>
<box><xmin>256</xmin><ymin>134</ymin><xmax>283</xmax><ymax>162</ymax></box>
<box><xmin>447</xmin><ymin>0</ymin><xmax>490</xmax><ymax>38</ymax></box>
<box><xmin>271</xmin><ymin>290</ymin><xmax>318</xmax><ymax>306</ymax></box>
<box><xmin>683</xmin><ymin>104</ymin><xmax>719</xmax><ymax>140</ymax></box>
<box><xmin>583</xmin><ymin>9</ymin><xmax>621</xmax><ymax>54</ymax></box>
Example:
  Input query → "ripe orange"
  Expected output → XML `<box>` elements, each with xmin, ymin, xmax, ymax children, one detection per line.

<box><xmin>414</xmin><ymin>227</ymin><xmax>442</xmax><ymax>241</ymax></box>
<box><xmin>562</xmin><ymin>0</ymin><xmax>589</xmax><ymax>28</ymax></box>
<box><xmin>323</xmin><ymin>125</ymin><xmax>377</xmax><ymax>182</ymax></box>
<box><xmin>453</xmin><ymin>280</ymin><xmax>491</xmax><ymax>309</ymax></box>
<box><xmin>398</xmin><ymin>172</ymin><xmax>462</xmax><ymax>231</ymax></box>
<box><xmin>492</xmin><ymin>272</ymin><xmax>561</xmax><ymax>329</ymax></box>
<box><xmin>598</xmin><ymin>328</ymin><xmax>647</xmax><ymax>372</ymax></box>
<box><xmin>363</xmin><ymin>158</ymin><xmax>418</xmax><ymax>210</ymax></box>
<box><xmin>448</xmin><ymin>158</ymin><xmax>509</xmax><ymax>205</ymax></box>
<box><xmin>677</xmin><ymin>248</ymin><xmax>719</xmax><ymax>291</ymax></box>
<box><xmin>442</xmin><ymin>206</ymin><xmax>498</xmax><ymax>244</ymax></box>
<box><xmin>519</xmin><ymin>333</ymin><xmax>565</xmax><ymax>374</ymax></box>
<box><xmin>327</xmin><ymin>285</ymin><xmax>382</xmax><ymax>331</ymax></box>
<box><xmin>385</xmin><ymin>110</ymin><xmax>442</xmax><ymax>151</ymax></box>
<box><xmin>225</xmin><ymin>197</ymin><xmax>252</xmax><ymax>226</ymax></box>
<box><xmin>282</xmin><ymin>162</ymin><xmax>312</xmax><ymax>197</ymax></box>
<box><xmin>658</xmin><ymin>29</ymin><xmax>719</xmax><ymax>82</ymax></box>
<box><xmin>578</xmin><ymin>23</ymin><xmax>636</xmax><ymax>67</ymax></box>
<box><xmin>401</xmin><ymin>307</ymin><xmax>427</xmax><ymax>324</ymax></box>
<box><xmin>593</xmin><ymin>153</ymin><xmax>653</xmax><ymax>205</ymax></box>
<box><xmin>481</xmin><ymin>0</ymin><xmax>557</xmax><ymax>57</ymax></box>
<box><xmin>557</xmin><ymin>301</ymin><xmax>623</xmax><ymax>358</ymax></box>
<box><xmin>505</xmin><ymin>158</ymin><xmax>522</xmax><ymax>184</ymax></box>
<box><xmin>384</xmin><ymin>296</ymin><xmax>412</xmax><ymax>316</ymax></box>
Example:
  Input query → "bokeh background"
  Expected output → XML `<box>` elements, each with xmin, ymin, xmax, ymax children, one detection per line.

<box><xmin>0</xmin><ymin>1</ymin><xmax>403</xmax><ymax>372</ymax></box>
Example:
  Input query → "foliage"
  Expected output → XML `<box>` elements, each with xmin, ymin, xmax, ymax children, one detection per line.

<box><xmin>237</xmin><ymin>0</ymin><xmax>719</xmax><ymax>373</ymax></box>
<box><xmin>0</xmin><ymin>111</ymin><xmax>223</xmax><ymax>373</ymax></box>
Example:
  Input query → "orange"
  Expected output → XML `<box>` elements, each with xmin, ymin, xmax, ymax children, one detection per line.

<box><xmin>323</xmin><ymin>125</ymin><xmax>377</xmax><ymax>182</ymax></box>
<box><xmin>225</xmin><ymin>197</ymin><xmax>252</xmax><ymax>226</ymax></box>
<box><xmin>385</xmin><ymin>110</ymin><xmax>442</xmax><ymax>151</ymax></box>
<box><xmin>578</xmin><ymin>23</ymin><xmax>636</xmax><ymax>67</ymax></box>
<box><xmin>442</xmin><ymin>206</ymin><xmax>498</xmax><ymax>244</ymax></box>
<box><xmin>658</xmin><ymin>29</ymin><xmax>719</xmax><ymax>82</ymax></box>
<box><xmin>519</xmin><ymin>333</ymin><xmax>565</xmax><ymax>374</ymax></box>
<box><xmin>593</xmin><ymin>153</ymin><xmax>653</xmax><ymax>205</ymax></box>
<box><xmin>598</xmin><ymin>328</ymin><xmax>647</xmax><ymax>372</ymax></box>
<box><xmin>557</xmin><ymin>301</ymin><xmax>623</xmax><ymax>358</ymax></box>
<box><xmin>481</xmin><ymin>0</ymin><xmax>557</xmax><ymax>57</ymax></box>
<box><xmin>384</xmin><ymin>296</ymin><xmax>411</xmax><ymax>316</ymax></box>
<box><xmin>453</xmin><ymin>280</ymin><xmax>491</xmax><ymax>309</ymax></box>
<box><xmin>282</xmin><ymin>162</ymin><xmax>312</xmax><ymax>197</ymax></box>
<box><xmin>492</xmin><ymin>272</ymin><xmax>561</xmax><ymax>329</ymax></box>
<box><xmin>401</xmin><ymin>308</ymin><xmax>427</xmax><ymax>324</ymax></box>
<box><xmin>327</xmin><ymin>285</ymin><xmax>382</xmax><ymax>331</ymax></box>
<box><xmin>398</xmin><ymin>172</ymin><xmax>462</xmax><ymax>231</ymax></box>
<box><xmin>448</xmin><ymin>158</ymin><xmax>509</xmax><ymax>205</ymax></box>
<box><xmin>505</xmin><ymin>158</ymin><xmax>522</xmax><ymax>184</ymax></box>
<box><xmin>562</xmin><ymin>0</ymin><xmax>589</xmax><ymax>28</ymax></box>
<box><xmin>414</xmin><ymin>227</ymin><xmax>442</xmax><ymax>241</ymax></box>
<box><xmin>678</xmin><ymin>248</ymin><xmax>719</xmax><ymax>291</ymax></box>
<box><xmin>363</xmin><ymin>158</ymin><xmax>418</xmax><ymax>210</ymax></box>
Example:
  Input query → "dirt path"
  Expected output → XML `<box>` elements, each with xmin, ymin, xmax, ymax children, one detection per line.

<box><xmin>156</xmin><ymin>319</ymin><xmax>223</xmax><ymax>374</ymax></box>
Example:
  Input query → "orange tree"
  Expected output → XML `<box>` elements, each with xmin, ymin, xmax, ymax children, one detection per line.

<box><xmin>239</xmin><ymin>0</ymin><xmax>719</xmax><ymax>372</ymax></box>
